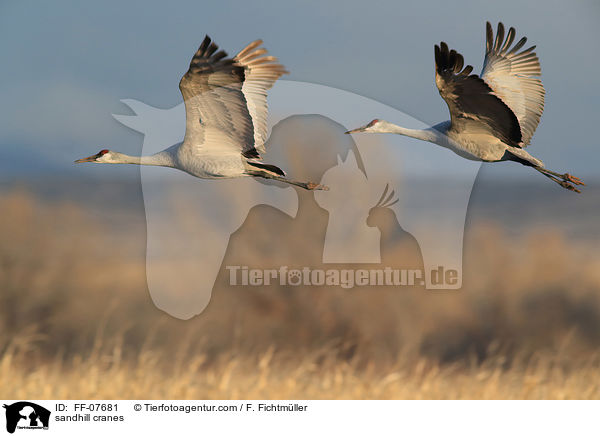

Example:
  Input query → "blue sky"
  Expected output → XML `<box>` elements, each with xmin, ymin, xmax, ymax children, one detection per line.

<box><xmin>0</xmin><ymin>0</ymin><xmax>598</xmax><ymax>179</ymax></box>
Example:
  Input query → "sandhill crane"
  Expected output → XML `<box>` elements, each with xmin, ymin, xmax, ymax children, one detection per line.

<box><xmin>76</xmin><ymin>36</ymin><xmax>327</xmax><ymax>191</ymax></box>
<box><xmin>346</xmin><ymin>22</ymin><xmax>584</xmax><ymax>193</ymax></box>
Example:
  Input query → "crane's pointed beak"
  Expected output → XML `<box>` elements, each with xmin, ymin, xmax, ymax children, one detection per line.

<box><xmin>345</xmin><ymin>126</ymin><xmax>367</xmax><ymax>134</ymax></box>
<box><xmin>74</xmin><ymin>154</ymin><xmax>98</xmax><ymax>163</ymax></box>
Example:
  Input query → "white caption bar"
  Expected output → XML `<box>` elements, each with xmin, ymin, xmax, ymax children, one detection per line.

<box><xmin>2</xmin><ymin>400</ymin><xmax>598</xmax><ymax>435</ymax></box>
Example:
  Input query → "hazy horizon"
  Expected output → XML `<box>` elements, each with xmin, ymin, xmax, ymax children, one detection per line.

<box><xmin>0</xmin><ymin>1</ymin><xmax>598</xmax><ymax>182</ymax></box>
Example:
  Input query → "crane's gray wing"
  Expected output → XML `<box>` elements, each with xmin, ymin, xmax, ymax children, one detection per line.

<box><xmin>435</xmin><ymin>41</ymin><xmax>522</xmax><ymax>148</ymax></box>
<box><xmin>481</xmin><ymin>22</ymin><xmax>545</xmax><ymax>147</ymax></box>
<box><xmin>179</xmin><ymin>36</ymin><xmax>284</xmax><ymax>159</ymax></box>
<box><xmin>234</xmin><ymin>40</ymin><xmax>288</xmax><ymax>154</ymax></box>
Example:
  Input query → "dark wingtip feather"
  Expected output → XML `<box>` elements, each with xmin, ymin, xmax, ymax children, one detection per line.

<box><xmin>196</xmin><ymin>35</ymin><xmax>221</xmax><ymax>60</ymax></box>
<box><xmin>509</xmin><ymin>36</ymin><xmax>527</xmax><ymax>54</ymax></box>
<box><xmin>486</xmin><ymin>22</ymin><xmax>493</xmax><ymax>52</ymax></box>
<box><xmin>449</xmin><ymin>49</ymin><xmax>457</xmax><ymax>70</ymax></box>
<box><xmin>436</xmin><ymin>41</ymin><xmax>470</xmax><ymax>76</ymax></box>
<box><xmin>199</xmin><ymin>35</ymin><xmax>211</xmax><ymax>52</ymax></box>
<box><xmin>213</xmin><ymin>51</ymin><xmax>228</xmax><ymax>62</ymax></box>
<box><xmin>205</xmin><ymin>42</ymin><xmax>219</xmax><ymax>57</ymax></box>
<box><xmin>437</xmin><ymin>42</ymin><xmax>450</xmax><ymax>73</ymax></box>
<box><xmin>494</xmin><ymin>22</ymin><xmax>505</xmax><ymax>51</ymax></box>
<box><xmin>455</xmin><ymin>52</ymin><xmax>464</xmax><ymax>72</ymax></box>
<box><xmin>501</xmin><ymin>27</ymin><xmax>516</xmax><ymax>53</ymax></box>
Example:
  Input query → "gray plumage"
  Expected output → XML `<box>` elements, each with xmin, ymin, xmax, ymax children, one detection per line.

<box><xmin>346</xmin><ymin>22</ymin><xmax>583</xmax><ymax>193</ymax></box>
<box><xmin>76</xmin><ymin>36</ymin><xmax>327</xmax><ymax>191</ymax></box>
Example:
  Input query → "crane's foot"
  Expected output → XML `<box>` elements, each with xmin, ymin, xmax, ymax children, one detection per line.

<box><xmin>563</xmin><ymin>173</ymin><xmax>585</xmax><ymax>186</ymax></box>
<box><xmin>535</xmin><ymin>167</ymin><xmax>584</xmax><ymax>193</ymax></box>
<box><xmin>559</xmin><ymin>180</ymin><xmax>581</xmax><ymax>194</ymax></box>
<box><xmin>306</xmin><ymin>182</ymin><xmax>329</xmax><ymax>191</ymax></box>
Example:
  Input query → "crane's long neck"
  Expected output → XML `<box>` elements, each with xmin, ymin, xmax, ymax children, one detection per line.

<box><xmin>110</xmin><ymin>151</ymin><xmax>176</xmax><ymax>167</ymax></box>
<box><xmin>374</xmin><ymin>120</ymin><xmax>444</xmax><ymax>144</ymax></box>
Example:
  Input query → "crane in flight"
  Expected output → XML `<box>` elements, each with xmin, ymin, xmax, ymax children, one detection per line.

<box><xmin>76</xmin><ymin>36</ymin><xmax>327</xmax><ymax>191</ymax></box>
<box><xmin>346</xmin><ymin>22</ymin><xmax>584</xmax><ymax>193</ymax></box>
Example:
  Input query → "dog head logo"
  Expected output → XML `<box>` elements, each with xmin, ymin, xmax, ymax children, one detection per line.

<box><xmin>3</xmin><ymin>402</ymin><xmax>50</xmax><ymax>434</ymax></box>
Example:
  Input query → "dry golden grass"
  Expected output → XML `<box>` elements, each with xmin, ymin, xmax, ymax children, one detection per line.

<box><xmin>3</xmin><ymin>335</ymin><xmax>600</xmax><ymax>399</ymax></box>
<box><xmin>1</xmin><ymin>187</ymin><xmax>600</xmax><ymax>399</ymax></box>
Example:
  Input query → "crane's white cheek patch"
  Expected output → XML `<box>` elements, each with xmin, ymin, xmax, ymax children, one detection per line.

<box><xmin>113</xmin><ymin>82</ymin><xmax>480</xmax><ymax>320</ymax></box>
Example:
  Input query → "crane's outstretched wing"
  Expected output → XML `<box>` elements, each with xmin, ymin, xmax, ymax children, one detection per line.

<box><xmin>179</xmin><ymin>36</ymin><xmax>286</xmax><ymax>159</ymax></box>
<box><xmin>435</xmin><ymin>41</ymin><xmax>522</xmax><ymax>147</ymax></box>
<box><xmin>234</xmin><ymin>40</ymin><xmax>288</xmax><ymax>154</ymax></box>
<box><xmin>481</xmin><ymin>22</ymin><xmax>545</xmax><ymax>147</ymax></box>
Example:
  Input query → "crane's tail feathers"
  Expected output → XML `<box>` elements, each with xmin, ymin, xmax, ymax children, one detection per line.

<box><xmin>246</xmin><ymin>160</ymin><xmax>286</xmax><ymax>177</ymax></box>
<box><xmin>248</xmin><ymin>171</ymin><xmax>329</xmax><ymax>191</ymax></box>
<box><xmin>534</xmin><ymin>167</ymin><xmax>584</xmax><ymax>193</ymax></box>
<box><xmin>245</xmin><ymin>160</ymin><xmax>328</xmax><ymax>190</ymax></box>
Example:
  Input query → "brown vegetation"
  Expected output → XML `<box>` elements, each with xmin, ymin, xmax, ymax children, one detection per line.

<box><xmin>1</xmin><ymin>188</ymin><xmax>600</xmax><ymax>399</ymax></box>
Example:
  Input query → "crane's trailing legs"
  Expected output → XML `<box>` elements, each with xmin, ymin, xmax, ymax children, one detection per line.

<box><xmin>533</xmin><ymin>167</ymin><xmax>585</xmax><ymax>193</ymax></box>
<box><xmin>248</xmin><ymin>171</ymin><xmax>329</xmax><ymax>191</ymax></box>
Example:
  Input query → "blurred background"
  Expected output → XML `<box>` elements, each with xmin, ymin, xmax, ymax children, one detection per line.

<box><xmin>1</xmin><ymin>0</ymin><xmax>599</xmax><ymax>399</ymax></box>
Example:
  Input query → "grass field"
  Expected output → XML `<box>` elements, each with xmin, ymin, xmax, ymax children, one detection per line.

<box><xmin>1</xmin><ymin>186</ymin><xmax>600</xmax><ymax>399</ymax></box>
